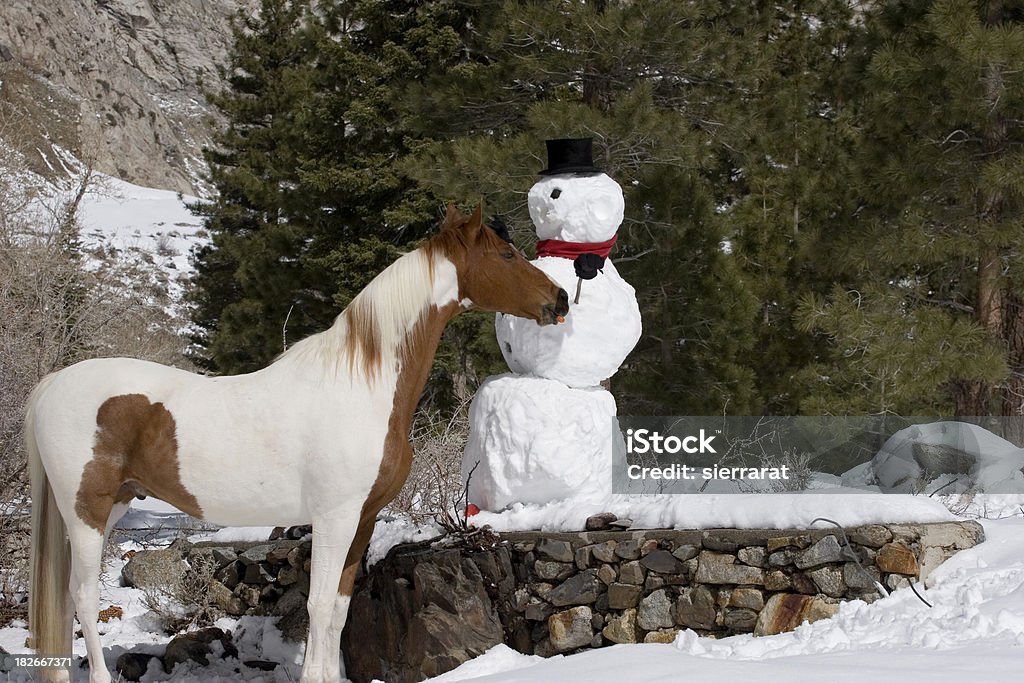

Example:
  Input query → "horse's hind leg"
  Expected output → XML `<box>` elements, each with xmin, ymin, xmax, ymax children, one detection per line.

<box><xmin>65</xmin><ymin>509</ymin><xmax>122</xmax><ymax>683</ymax></box>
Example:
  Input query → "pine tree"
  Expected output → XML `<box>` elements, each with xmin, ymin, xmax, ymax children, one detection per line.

<box><xmin>714</xmin><ymin>0</ymin><xmax>861</xmax><ymax>415</ymax></box>
<box><xmin>190</xmin><ymin>0</ymin><xmax>487</xmax><ymax>410</ymax></box>
<box><xmin>798</xmin><ymin>0</ymin><xmax>1024</xmax><ymax>423</ymax></box>
<box><xmin>189</xmin><ymin>0</ymin><xmax>325</xmax><ymax>373</ymax></box>
<box><xmin>395</xmin><ymin>0</ymin><xmax>778</xmax><ymax>413</ymax></box>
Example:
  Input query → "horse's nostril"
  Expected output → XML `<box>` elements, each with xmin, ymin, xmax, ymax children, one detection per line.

<box><xmin>556</xmin><ymin>288</ymin><xmax>569</xmax><ymax>315</ymax></box>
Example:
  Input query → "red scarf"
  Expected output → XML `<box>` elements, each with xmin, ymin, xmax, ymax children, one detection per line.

<box><xmin>535</xmin><ymin>234</ymin><xmax>618</xmax><ymax>260</ymax></box>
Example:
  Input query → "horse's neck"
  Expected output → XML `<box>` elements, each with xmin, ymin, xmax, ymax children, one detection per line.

<box><xmin>271</xmin><ymin>247</ymin><xmax>461</xmax><ymax>393</ymax></box>
<box><xmin>387</xmin><ymin>300</ymin><xmax>462</xmax><ymax>433</ymax></box>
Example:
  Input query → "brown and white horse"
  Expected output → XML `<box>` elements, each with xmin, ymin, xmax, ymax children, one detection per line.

<box><xmin>26</xmin><ymin>204</ymin><xmax>569</xmax><ymax>683</ymax></box>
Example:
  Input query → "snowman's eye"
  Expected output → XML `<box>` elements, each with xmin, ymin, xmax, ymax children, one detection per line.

<box><xmin>550</xmin><ymin>188</ymin><xmax>562</xmax><ymax>199</ymax></box>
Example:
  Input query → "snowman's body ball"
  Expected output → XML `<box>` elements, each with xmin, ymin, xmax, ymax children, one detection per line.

<box><xmin>464</xmin><ymin>374</ymin><xmax>616</xmax><ymax>509</ymax></box>
<box><xmin>528</xmin><ymin>173</ymin><xmax>624</xmax><ymax>243</ymax></box>
<box><xmin>496</xmin><ymin>256</ymin><xmax>641</xmax><ymax>388</ymax></box>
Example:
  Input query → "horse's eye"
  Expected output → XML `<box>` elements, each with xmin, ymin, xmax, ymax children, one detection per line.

<box><xmin>502</xmin><ymin>250</ymin><xmax>515</xmax><ymax>260</ymax></box>
<box><xmin>551</xmin><ymin>188</ymin><xmax>562</xmax><ymax>199</ymax></box>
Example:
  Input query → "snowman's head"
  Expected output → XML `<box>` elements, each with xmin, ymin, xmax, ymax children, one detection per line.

<box><xmin>527</xmin><ymin>173</ymin><xmax>625</xmax><ymax>243</ymax></box>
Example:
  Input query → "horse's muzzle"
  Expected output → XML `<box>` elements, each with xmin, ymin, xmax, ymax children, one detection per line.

<box><xmin>540</xmin><ymin>288</ymin><xmax>570</xmax><ymax>325</ymax></box>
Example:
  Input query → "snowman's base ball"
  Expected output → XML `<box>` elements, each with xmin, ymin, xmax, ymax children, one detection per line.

<box><xmin>463</xmin><ymin>374</ymin><xmax>617</xmax><ymax>510</ymax></box>
<box><xmin>496</xmin><ymin>257</ymin><xmax>641</xmax><ymax>388</ymax></box>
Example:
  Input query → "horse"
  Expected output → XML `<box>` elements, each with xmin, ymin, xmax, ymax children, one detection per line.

<box><xmin>26</xmin><ymin>203</ymin><xmax>570</xmax><ymax>683</ymax></box>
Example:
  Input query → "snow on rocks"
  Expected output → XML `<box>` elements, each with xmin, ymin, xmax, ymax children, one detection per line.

<box><xmin>859</xmin><ymin>421</ymin><xmax>1024</xmax><ymax>494</ymax></box>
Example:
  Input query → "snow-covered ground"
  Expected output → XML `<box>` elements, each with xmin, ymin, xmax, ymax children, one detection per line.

<box><xmin>77</xmin><ymin>174</ymin><xmax>205</xmax><ymax>277</ymax></box>
<box><xmin>2</xmin><ymin>500</ymin><xmax>1023</xmax><ymax>682</ymax></box>
<box><xmin>75</xmin><ymin>172</ymin><xmax>208</xmax><ymax>320</ymax></box>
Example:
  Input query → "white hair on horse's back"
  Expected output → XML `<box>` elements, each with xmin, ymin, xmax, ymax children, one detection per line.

<box><xmin>277</xmin><ymin>247</ymin><xmax>442</xmax><ymax>380</ymax></box>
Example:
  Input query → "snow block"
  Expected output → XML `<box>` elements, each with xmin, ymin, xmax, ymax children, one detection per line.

<box><xmin>463</xmin><ymin>374</ymin><xmax>619</xmax><ymax>510</ymax></box>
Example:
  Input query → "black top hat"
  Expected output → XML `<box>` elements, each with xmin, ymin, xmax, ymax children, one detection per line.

<box><xmin>538</xmin><ymin>138</ymin><xmax>603</xmax><ymax>176</ymax></box>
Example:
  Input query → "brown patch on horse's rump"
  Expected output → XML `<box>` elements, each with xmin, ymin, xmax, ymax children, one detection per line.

<box><xmin>75</xmin><ymin>394</ymin><xmax>202</xmax><ymax>532</ymax></box>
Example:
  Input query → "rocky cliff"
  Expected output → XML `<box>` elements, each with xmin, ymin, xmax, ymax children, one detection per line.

<box><xmin>0</xmin><ymin>0</ymin><xmax>253</xmax><ymax>194</ymax></box>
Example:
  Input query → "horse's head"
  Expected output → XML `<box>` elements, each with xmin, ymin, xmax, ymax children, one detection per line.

<box><xmin>435</xmin><ymin>204</ymin><xmax>569</xmax><ymax>325</ymax></box>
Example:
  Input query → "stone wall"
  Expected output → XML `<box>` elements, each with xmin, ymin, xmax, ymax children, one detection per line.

<box><xmin>122</xmin><ymin>521</ymin><xmax>984</xmax><ymax>683</ymax></box>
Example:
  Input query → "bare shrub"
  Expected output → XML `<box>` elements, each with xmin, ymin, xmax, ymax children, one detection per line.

<box><xmin>140</xmin><ymin>554</ymin><xmax>219</xmax><ymax>633</ymax></box>
<box><xmin>387</xmin><ymin>402</ymin><xmax>472</xmax><ymax>527</ymax></box>
<box><xmin>0</xmin><ymin>112</ymin><xmax>192</xmax><ymax>621</ymax></box>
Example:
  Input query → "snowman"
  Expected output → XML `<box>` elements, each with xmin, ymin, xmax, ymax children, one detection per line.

<box><xmin>463</xmin><ymin>138</ymin><xmax>642</xmax><ymax>510</ymax></box>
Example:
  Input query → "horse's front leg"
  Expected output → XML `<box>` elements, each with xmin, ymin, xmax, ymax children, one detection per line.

<box><xmin>301</xmin><ymin>512</ymin><xmax>360</xmax><ymax>683</ymax></box>
<box><xmin>333</xmin><ymin>513</ymin><xmax>379</xmax><ymax>680</ymax></box>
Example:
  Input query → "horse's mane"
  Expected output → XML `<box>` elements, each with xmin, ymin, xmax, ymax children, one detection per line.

<box><xmin>275</xmin><ymin>228</ymin><xmax>463</xmax><ymax>381</ymax></box>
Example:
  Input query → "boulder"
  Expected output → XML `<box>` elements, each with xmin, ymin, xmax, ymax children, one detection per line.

<box><xmin>591</xmin><ymin>542</ymin><xmax>618</xmax><ymax>563</ymax></box>
<box><xmin>728</xmin><ymin>587</ymin><xmax>765</xmax><ymax>611</ymax></box>
<box><xmin>637</xmin><ymin>589</ymin><xmax>674</xmax><ymax>631</ymax></box>
<box><xmin>639</xmin><ymin>550</ymin><xmax>680</xmax><ymax>574</ymax></box>
<box><xmin>238</xmin><ymin>544</ymin><xmax>275</xmax><ymax>565</ymax></box>
<box><xmin>121</xmin><ymin>540</ymin><xmax>190</xmax><ymax>590</ymax></box>
<box><xmin>795</xmin><ymin>535</ymin><xmax>846</xmax><ymax>569</ymax></box>
<box><xmin>163</xmin><ymin>627</ymin><xmax>237</xmax><ymax>674</ymax></box>
<box><xmin>548</xmin><ymin>607</ymin><xmax>593</xmax><ymax>652</ymax></box>
<box><xmin>737</xmin><ymin>547</ymin><xmax>766</xmax><ymax>567</ymax></box>
<box><xmin>695</xmin><ymin>551</ymin><xmax>765</xmax><ymax>585</ymax></box>
<box><xmin>723</xmin><ymin>607</ymin><xmax>758</xmax><ymax>630</ymax></box>
<box><xmin>754</xmin><ymin>594</ymin><xmax>839</xmax><ymax>636</ymax></box>
<box><xmin>607</xmin><ymin>583</ymin><xmax>642</xmax><ymax>610</ymax></box>
<box><xmin>602</xmin><ymin>608</ymin><xmax>639</xmax><ymax>644</ymax></box>
<box><xmin>618</xmin><ymin>561</ymin><xmax>645</xmax><ymax>585</ymax></box>
<box><xmin>548</xmin><ymin>570</ymin><xmax>601</xmax><ymax>607</ymax></box>
<box><xmin>643</xmin><ymin>629</ymin><xmax>679</xmax><ymax>644</ymax></box>
<box><xmin>535</xmin><ymin>561</ymin><xmax>574</xmax><ymax>581</ymax></box>
<box><xmin>536</xmin><ymin>539</ymin><xmax>574</xmax><ymax>563</ymax></box>
<box><xmin>214</xmin><ymin>561</ymin><xmax>243</xmax><ymax>589</ymax></box>
<box><xmin>843</xmin><ymin>562</ymin><xmax>881</xmax><ymax>590</ymax></box>
<box><xmin>115</xmin><ymin>652</ymin><xmax>162</xmax><ymax>682</ymax></box>
<box><xmin>614</xmin><ymin>540</ymin><xmax>641</xmax><ymax>560</ymax></box>
<box><xmin>672</xmin><ymin>544</ymin><xmax>699</xmax><ymax>562</ymax></box>
<box><xmin>807</xmin><ymin>566</ymin><xmax>846</xmax><ymax>598</ymax></box>
<box><xmin>876</xmin><ymin>543</ymin><xmax>919</xmax><ymax>575</ymax></box>
<box><xmin>675</xmin><ymin>585</ymin><xmax>716</xmax><ymax>631</ymax></box>
<box><xmin>848</xmin><ymin>525</ymin><xmax>893</xmax><ymax>548</ymax></box>
<box><xmin>764</xmin><ymin>570</ymin><xmax>792</xmax><ymax>591</ymax></box>
<box><xmin>585</xmin><ymin>513</ymin><xmax>618</xmax><ymax>531</ymax></box>
<box><xmin>342</xmin><ymin>547</ymin><xmax>505</xmax><ymax>683</ymax></box>
<box><xmin>208</xmin><ymin>580</ymin><xmax>246</xmax><ymax>617</ymax></box>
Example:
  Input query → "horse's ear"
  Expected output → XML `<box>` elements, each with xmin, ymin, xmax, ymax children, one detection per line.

<box><xmin>444</xmin><ymin>203</ymin><xmax>462</xmax><ymax>228</ymax></box>
<box><xmin>466</xmin><ymin>203</ymin><xmax>484</xmax><ymax>234</ymax></box>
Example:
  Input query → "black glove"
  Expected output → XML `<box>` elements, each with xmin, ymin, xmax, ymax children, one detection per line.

<box><xmin>574</xmin><ymin>253</ymin><xmax>605</xmax><ymax>280</ymax></box>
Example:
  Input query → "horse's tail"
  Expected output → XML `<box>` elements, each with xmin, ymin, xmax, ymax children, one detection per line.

<box><xmin>27</xmin><ymin>373</ymin><xmax>72</xmax><ymax>663</ymax></box>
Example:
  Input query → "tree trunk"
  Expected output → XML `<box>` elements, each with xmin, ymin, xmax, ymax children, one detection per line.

<box><xmin>955</xmin><ymin>0</ymin><xmax>1008</xmax><ymax>421</ymax></box>
<box><xmin>1001</xmin><ymin>293</ymin><xmax>1024</xmax><ymax>445</ymax></box>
